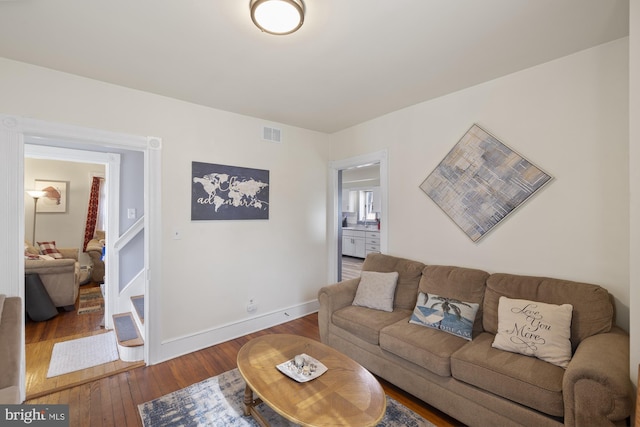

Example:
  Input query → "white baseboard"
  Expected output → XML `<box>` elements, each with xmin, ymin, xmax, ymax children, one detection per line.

<box><xmin>155</xmin><ymin>299</ymin><xmax>320</xmax><ymax>364</ymax></box>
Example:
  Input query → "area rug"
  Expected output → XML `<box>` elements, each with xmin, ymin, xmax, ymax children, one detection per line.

<box><xmin>138</xmin><ymin>368</ymin><xmax>433</xmax><ymax>427</ymax></box>
<box><xmin>47</xmin><ymin>331</ymin><xmax>119</xmax><ymax>378</ymax></box>
<box><xmin>77</xmin><ymin>286</ymin><xmax>104</xmax><ymax>314</ymax></box>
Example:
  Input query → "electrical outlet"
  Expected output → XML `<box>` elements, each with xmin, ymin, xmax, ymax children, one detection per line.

<box><xmin>247</xmin><ymin>299</ymin><xmax>257</xmax><ymax>313</ymax></box>
<box><xmin>127</xmin><ymin>208</ymin><xmax>136</xmax><ymax>219</ymax></box>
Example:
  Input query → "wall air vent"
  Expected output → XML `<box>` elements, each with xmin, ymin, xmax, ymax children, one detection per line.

<box><xmin>262</xmin><ymin>126</ymin><xmax>282</xmax><ymax>143</ymax></box>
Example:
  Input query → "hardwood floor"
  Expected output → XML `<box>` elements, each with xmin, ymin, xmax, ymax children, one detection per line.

<box><xmin>342</xmin><ymin>255</ymin><xmax>364</xmax><ymax>280</ymax></box>
<box><xmin>26</xmin><ymin>283</ymin><xmax>105</xmax><ymax>343</ymax></box>
<box><xmin>25</xmin><ymin>282</ymin><xmax>143</xmax><ymax>400</ymax></box>
<box><xmin>25</xmin><ymin>312</ymin><xmax>461</xmax><ymax>427</ymax></box>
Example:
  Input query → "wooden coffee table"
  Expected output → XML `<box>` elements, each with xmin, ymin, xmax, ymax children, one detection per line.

<box><xmin>237</xmin><ymin>334</ymin><xmax>386</xmax><ymax>427</ymax></box>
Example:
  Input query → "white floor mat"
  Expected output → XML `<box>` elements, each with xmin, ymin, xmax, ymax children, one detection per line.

<box><xmin>47</xmin><ymin>331</ymin><xmax>119</xmax><ymax>378</ymax></box>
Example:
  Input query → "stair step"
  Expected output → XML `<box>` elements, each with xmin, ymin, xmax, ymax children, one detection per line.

<box><xmin>113</xmin><ymin>312</ymin><xmax>144</xmax><ymax>347</ymax></box>
<box><xmin>131</xmin><ymin>295</ymin><xmax>144</xmax><ymax>324</ymax></box>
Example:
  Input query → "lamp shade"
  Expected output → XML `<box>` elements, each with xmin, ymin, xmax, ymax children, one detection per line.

<box><xmin>250</xmin><ymin>0</ymin><xmax>304</xmax><ymax>35</ymax></box>
<box><xmin>26</xmin><ymin>190</ymin><xmax>47</xmax><ymax>199</ymax></box>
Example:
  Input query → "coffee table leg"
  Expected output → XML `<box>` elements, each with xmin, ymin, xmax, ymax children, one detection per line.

<box><xmin>243</xmin><ymin>384</ymin><xmax>269</xmax><ymax>427</ymax></box>
<box><xmin>243</xmin><ymin>384</ymin><xmax>253</xmax><ymax>416</ymax></box>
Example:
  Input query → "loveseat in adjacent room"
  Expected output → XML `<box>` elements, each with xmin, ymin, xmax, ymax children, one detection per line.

<box><xmin>24</xmin><ymin>241</ymin><xmax>80</xmax><ymax>310</ymax></box>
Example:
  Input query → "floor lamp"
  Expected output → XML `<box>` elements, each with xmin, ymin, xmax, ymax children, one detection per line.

<box><xmin>26</xmin><ymin>190</ymin><xmax>47</xmax><ymax>245</ymax></box>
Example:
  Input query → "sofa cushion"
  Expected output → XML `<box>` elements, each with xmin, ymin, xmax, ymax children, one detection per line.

<box><xmin>419</xmin><ymin>265</ymin><xmax>489</xmax><ymax>334</ymax></box>
<box><xmin>451</xmin><ymin>332</ymin><xmax>565</xmax><ymax>417</ymax></box>
<box><xmin>492</xmin><ymin>296</ymin><xmax>573</xmax><ymax>368</ymax></box>
<box><xmin>484</xmin><ymin>273</ymin><xmax>613</xmax><ymax>350</ymax></box>
<box><xmin>361</xmin><ymin>253</ymin><xmax>425</xmax><ymax>310</ymax></box>
<box><xmin>352</xmin><ymin>271</ymin><xmax>399</xmax><ymax>312</ymax></box>
<box><xmin>409</xmin><ymin>292</ymin><xmax>479</xmax><ymax>341</ymax></box>
<box><xmin>380</xmin><ymin>318</ymin><xmax>468</xmax><ymax>377</ymax></box>
<box><xmin>332</xmin><ymin>305</ymin><xmax>411</xmax><ymax>345</ymax></box>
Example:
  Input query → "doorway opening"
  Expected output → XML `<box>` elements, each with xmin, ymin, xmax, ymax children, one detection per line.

<box><xmin>340</xmin><ymin>164</ymin><xmax>381</xmax><ymax>280</ymax></box>
<box><xmin>22</xmin><ymin>144</ymin><xmax>146</xmax><ymax>399</ymax></box>
<box><xmin>0</xmin><ymin>114</ymin><xmax>161</xmax><ymax>403</ymax></box>
<box><xmin>329</xmin><ymin>150</ymin><xmax>388</xmax><ymax>282</ymax></box>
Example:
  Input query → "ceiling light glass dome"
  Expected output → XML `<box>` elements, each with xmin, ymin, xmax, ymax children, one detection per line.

<box><xmin>250</xmin><ymin>0</ymin><xmax>304</xmax><ymax>35</ymax></box>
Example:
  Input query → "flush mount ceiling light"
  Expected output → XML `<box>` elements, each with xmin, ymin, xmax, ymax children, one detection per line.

<box><xmin>250</xmin><ymin>0</ymin><xmax>304</xmax><ymax>35</ymax></box>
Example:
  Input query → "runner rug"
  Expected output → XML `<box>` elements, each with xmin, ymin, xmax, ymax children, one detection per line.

<box><xmin>77</xmin><ymin>286</ymin><xmax>104</xmax><ymax>315</ymax></box>
<box><xmin>138</xmin><ymin>368</ymin><xmax>434</xmax><ymax>426</ymax></box>
<box><xmin>47</xmin><ymin>331</ymin><xmax>119</xmax><ymax>378</ymax></box>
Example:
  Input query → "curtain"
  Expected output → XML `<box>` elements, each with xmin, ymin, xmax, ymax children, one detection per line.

<box><xmin>96</xmin><ymin>176</ymin><xmax>107</xmax><ymax>232</ymax></box>
<box><xmin>83</xmin><ymin>176</ymin><xmax>102</xmax><ymax>251</ymax></box>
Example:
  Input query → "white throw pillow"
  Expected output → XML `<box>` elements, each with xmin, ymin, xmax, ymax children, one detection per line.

<box><xmin>352</xmin><ymin>271</ymin><xmax>399</xmax><ymax>312</ymax></box>
<box><xmin>492</xmin><ymin>296</ymin><xmax>573</xmax><ymax>368</ymax></box>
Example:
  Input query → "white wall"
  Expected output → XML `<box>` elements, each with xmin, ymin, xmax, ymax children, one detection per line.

<box><xmin>331</xmin><ymin>39</ymin><xmax>630</xmax><ymax>330</ymax></box>
<box><xmin>0</xmin><ymin>57</ymin><xmax>330</xmax><ymax>358</ymax></box>
<box><xmin>24</xmin><ymin>158</ymin><xmax>104</xmax><ymax>249</ymax></box>
<box><xmin>629</xmin><ymin>1</ymin><xmax>639</xmax><ymax>388</ymax></box>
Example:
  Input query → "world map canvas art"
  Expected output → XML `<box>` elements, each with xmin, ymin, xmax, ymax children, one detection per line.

<box><xmin>192</xmin><ymin>161</ymin><xmax>269</xmax><ymax>220</ymax></box>
<box><xmin>420</xmin><ymin>124</ymin><xmax>552</xmax><ymax>242</ymax></box>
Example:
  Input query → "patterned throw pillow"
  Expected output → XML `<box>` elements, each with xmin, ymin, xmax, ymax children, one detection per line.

<box><xmin>24</xmin><ymin>251</ymin><xmax>40</xmax><ymax>260</ymax></box>
<box><xmin>492</xmin><ymin>296</ymin><xmax>573</xmax><ymax>368</ymax></box>
<box><xmin>410</xmin><ymin>292</ymin><xmax>479</xmax><ymax>340</ymax></box>
<box><xmin>352</xmin><ymin>271</ymin><xmax>399</xmax><ymax>312</ymax></box>
<box><xmin>37</xmin><ymin>241</ymin><xmax>63</xmax><ymax>259</ymax></box>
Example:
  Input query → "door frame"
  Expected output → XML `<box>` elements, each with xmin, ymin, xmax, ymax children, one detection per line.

<box><xmin>328</xmin><ymin>149</ymin><xmax>388</xmax><ymax>282</ymax></box>
<box><xmin>0</xmin><ymin>114</ymin><xmax>162</xmax><ymax>402</ymax></box>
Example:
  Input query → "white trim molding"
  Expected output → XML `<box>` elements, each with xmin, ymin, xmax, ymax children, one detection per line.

<box><xmin>157</xmin><ymin>300</ymin><xmax>319</xmax><ymax>363</ymax></box>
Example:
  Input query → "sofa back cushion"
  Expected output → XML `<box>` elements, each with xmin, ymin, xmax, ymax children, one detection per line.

<box><xmin>362</xmin><ymin>253</ymin><xmax>425</xmax><ymax>310</ymax></box>
<box><xmin>484</xmin><ymin>273</ymin><xmax>613</xmax><ymax>350</ymax></box>
<box><xmin>419</xmin><ymin>265</ymin><xmax>489</xmax><ymax>335</ymax></box>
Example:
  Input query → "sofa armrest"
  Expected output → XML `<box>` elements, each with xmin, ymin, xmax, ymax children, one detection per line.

<box><xmin>563</xmin><ymin>326</ymin><xmax>632</xmax><ymax>427</ymax></box>
<box><xmin>25</xmin><ymin>258</ymin><xmax>76</xmax><ymax>274</ymax></box>
<box><xmin>0</xmin><ymin>296</ymin><xmax>22</xmax><ymax>403</ymax></box>
<box><xmin>317</xmin><ymin>278</ymin><xmax>359</xmax><ymax>343</ymax></box>
<box><xmin>86</xmin><ymin>239</ymin><xmax>103</xmax><ymax>253</ymax></box>
<box><xmin>58</xmin><ymin>248</ymin><xmax>79</xmax><ymax>261</ymax></box>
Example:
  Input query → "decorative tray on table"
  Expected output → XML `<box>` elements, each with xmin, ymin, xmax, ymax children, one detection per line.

<box><xmin>276</xmin><ymin>353</ymin><xmax>327</xmax><ymax>383</ymax></box>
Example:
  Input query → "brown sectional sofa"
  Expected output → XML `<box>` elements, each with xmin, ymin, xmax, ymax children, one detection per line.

<box><xmin>318</xmin><ymin>253</ymin><xmax>633</xmax><ymax>427</ymax></box>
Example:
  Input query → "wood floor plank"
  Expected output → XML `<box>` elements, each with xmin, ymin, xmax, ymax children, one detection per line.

<box><xmin>116</xmin><ymin>372</ymin><xmax>139</xmax><ymax>427</ymax></box>
<box><xmin>89</xmin><ymin>380</ymin><xmax>103</xmax><ymax>427</ymax></box>
<box><xmin>108</xmin><ymin>375</ymin><xmax>127</xmax><ymax>427</ymax></box>
<box><xmin>100</xmin><ymin>376</ymin><xmax>115</xmax><ymax>427</ymax></box>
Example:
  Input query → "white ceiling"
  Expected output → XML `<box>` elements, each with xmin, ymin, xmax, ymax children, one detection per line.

<box><xmin>0</xmin><ymin>0</ymin><xmax>629</xmax><ymax>133</ymax></box>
